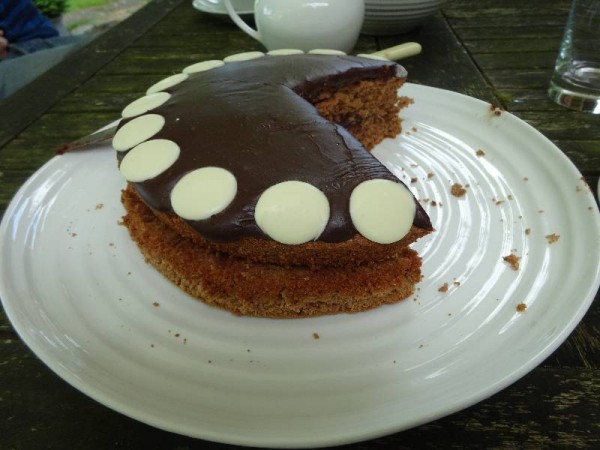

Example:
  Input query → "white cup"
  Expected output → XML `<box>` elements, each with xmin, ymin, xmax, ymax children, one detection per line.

<box><xmin>223</xmin><ymin>0</ymin><xmax>365</xmax><ymax>53</ymax></box>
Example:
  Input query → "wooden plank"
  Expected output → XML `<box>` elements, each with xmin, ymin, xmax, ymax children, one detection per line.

<box><xmin>72</xmin><ymin>74</ymin><xmax>160</xmax><ymax>93</ymax></box>
<box><xmin>514</xmin><ymin>111</ymin><xmax>600</xmax><ymax>141</ymax></box>
<box><xmin>1</xmin><ymin>112</ymin><xmax>117</xmax><ymax>143</ymax></box>
<box><xmin>464</xmin><ymin>37</ymin><xmax>562</xmax><ymax>54</ymax></box>
<box><xmin>447</xmin><ymin>15</ymin><xmax>568</xmax><ymax>30</ymax></box>
<box><xmin>51</xmin><ymin>92</ymin><xmax>138</xmax><ymax>114</ymax></box>
<box><xmin>486</xmin><ymin>68</ymin><xmax>555</xmax><ymax>89</ymax></box>
<box><xmin>475</xmin><ymin>52</ymin><xmax>558</xmax><ymax>70</ymax></box>
<box><xmin>448</xmin><ymin>24</ymin><xmax>565</xmax><ymax>40</ymax></box>
<box><xmin>443</xmin><ymin>0</ymin><xmax>571</xmax><ymax>18</ymax></box>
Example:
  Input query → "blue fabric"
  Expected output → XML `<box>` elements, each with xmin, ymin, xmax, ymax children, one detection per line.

<box><xmin>6</xmin><ymin>34</ymin><xmax>79</xmax><ymax>58</ymax></box>
<box><xmin>0</xmin><ymin>0</ymin><xmax>58</xmax><ymax>43</ymax></box>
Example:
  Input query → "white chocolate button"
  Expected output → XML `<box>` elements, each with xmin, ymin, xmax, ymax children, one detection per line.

<box><xmin>255</xmin><ymin>181</ymin><xmax>330</xmax><ymax>245</ymax></box>
<box><xmin>223</xmin><ymin>51</ymin><xmax>265</xmax><ymax>63</ymax></box>
<box><xmin>112</xmin><ymin>114</ymin><xmax>165</xmax><ymax>151</ymax></box>
<box><xmin>171</xmin><ymin>167</ymin><xmax>237</xmax><ymax>220</ymax></box>
<box><xmin>119</xmin><ymin>139</ymin><xmax>180</xmax><ymax>182</ymax></box>
<box><xmin>308</xmin><ymin>49</ymin><xmax>346</xmax><ymax>55</ymax></box>
<box><xmin>121</xmin><ymin>92</ymin><xmax>171</xmax><ymax>118</ymax></box>
<box><xmin>267</xmin><ymin>49</ymin><xmax>304</xmax><ymax>56</ymax></box>
<box><xmin>356</xmin><ymin>53</ymin><xmax>389</xmax><ymax>61</ymax></box>
<box><xmin>350</xmin><ymin>179</ymin><xmax>416</xmax><ymax>244</ymax></box>
<box><xmin>182</xmin><ymin>60</ymin><xmax>225</xmax><ymax>74</ymax></box>
<box><xmin>146</xmin><ymin>73</ymin><xmax>189</xmax><ymax>95</ymax></box>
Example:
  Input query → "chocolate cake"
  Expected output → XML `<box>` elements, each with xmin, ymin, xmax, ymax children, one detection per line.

<box><xmin>115</xmin><ymin>50</ymin><xmax>433</xmax><ymax>318</ymax></box>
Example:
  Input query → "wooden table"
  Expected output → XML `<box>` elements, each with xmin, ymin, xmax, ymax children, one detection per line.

<box><xmin>1</xmin><ymin>0</ymin><xmax>598</xmax><ymax>448</ymax></box>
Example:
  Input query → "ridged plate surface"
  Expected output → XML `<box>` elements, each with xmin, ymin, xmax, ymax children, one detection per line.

<box><xmin>1</xmin><ymin>84</ymin><xmax>599</xmax><ymax>448</ymax></box>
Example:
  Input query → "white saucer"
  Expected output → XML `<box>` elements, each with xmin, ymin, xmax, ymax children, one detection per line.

<box><xmin>192</xmin><ymin>0</ymin><xmax>254</xmax><ymax>20</ymax></box>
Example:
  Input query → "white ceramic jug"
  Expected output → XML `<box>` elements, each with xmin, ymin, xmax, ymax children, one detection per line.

<box><xmin>223</xmin><ymin>0</ymin><xmax>365</xmax><ymax>53</ymax></box>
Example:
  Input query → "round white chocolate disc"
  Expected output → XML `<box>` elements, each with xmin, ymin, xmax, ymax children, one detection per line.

<box><xmin>267</xmin><ymin>49</ymin><xmax>304</xmax><ymax>56</ymax></box>
<box><xmin>182</xmin><ymin>60</ymin><xmax>225</xmax><ymax>74</ymax></box>
<box><xmin>308</xmin><ymin>49</ymin><xmax>346</xmax><ymax>55</ymax></box>
<box><xmin>121</xmin><ymin>92</ymin><xmax>171</xmax><ymax>119</ymax></box>
<box><xmin>119</xmin><ymin>139</ymin><xmax>180</xmax><ymax>182</ymax></box>
<box><xmin>170</xmin><ymin>167</ymin><xmax>237</xmax><ymax>220</ymax></box>
<box><xmin>223</xmin><ymin>51</ymin><xmax>265</xmax><ymax>63</ymax></box>
<box><xmin>350</xmin><ymin>179</ymin><xmax>416</xmax><ymax>244</ymax></box>
<box><xmin>146</xmin><ymin>73</ymin><xmax>189</xmax><ymax>95</ymax></box>
<box><xmin>255</xmin><ymin>181</ymin><xmax>330</xmax><ymax>245</ymax></box>
<box><xmin>112</xmin><ymin>114</ymin><xmax>165</xmax><ymax>152</ymax></box>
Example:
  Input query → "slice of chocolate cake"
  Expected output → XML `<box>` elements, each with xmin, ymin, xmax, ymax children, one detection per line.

<box><xmin>115</xmin><ymin>50</ymin><xmax>433</xmax><ymax>317</ymax></box>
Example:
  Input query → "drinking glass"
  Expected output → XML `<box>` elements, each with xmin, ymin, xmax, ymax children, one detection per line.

<box><xmin>548</xmin><ymin>0</ymin><xmax>600</xmax><ymax>113</ymax></box>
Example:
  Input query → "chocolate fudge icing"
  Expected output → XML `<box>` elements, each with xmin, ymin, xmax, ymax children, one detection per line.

<box><xmin>117</xmin><ymin>54</ymin><xmax>432</xmax><ymax>243</ymax></box>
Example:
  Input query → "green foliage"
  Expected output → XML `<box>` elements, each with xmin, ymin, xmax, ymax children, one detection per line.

<box><xmin>34</xmin><ymin>0</ymin><xmax>68</xmax><ymax>18</ymax></box>
<box><xmin>67</xmin><ymin>0</ymin><xmax>120</xmax><ymax>12</ymax></box>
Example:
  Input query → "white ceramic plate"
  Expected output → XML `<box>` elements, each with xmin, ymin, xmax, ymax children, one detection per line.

<box><xmin>192</xmin><ymin>0</ymin><xmax>253</xmax><ymax>20</ymax></box>
<box><xmin>1</xmin><ymin>84</ymin><xmax>599</xmax><ymax>448</ymax></box>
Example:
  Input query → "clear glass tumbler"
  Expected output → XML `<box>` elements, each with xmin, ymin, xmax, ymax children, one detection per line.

<box><xmin>548</xmin><ymin>0</ymin><xmax>600</xmax><ymax>113</ymax></box>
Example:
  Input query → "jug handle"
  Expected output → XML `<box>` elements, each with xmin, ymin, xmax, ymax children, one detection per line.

<box><xmin>371</xmin><ymin>42</ymin><xmax>422</xmax><ymax>61</ymax></box>
<box><xmin>223</xmin><ymin>0</ymin><xmax>261</xmax><ymax>42</ymax></box>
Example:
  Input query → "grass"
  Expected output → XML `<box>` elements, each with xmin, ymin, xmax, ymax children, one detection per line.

<box><xmin>66</xmin><ymin>0</ymin><xmax>117</xmax><ymax>13</ymax></box>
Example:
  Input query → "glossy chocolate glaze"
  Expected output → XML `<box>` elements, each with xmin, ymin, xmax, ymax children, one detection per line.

<box><xmin>117</xmin><ymin>54</ymin><xmax>432</xmax><ymax>243</ymax></box>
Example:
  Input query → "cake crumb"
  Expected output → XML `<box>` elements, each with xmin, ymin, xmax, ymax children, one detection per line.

<box><xmin>95</xmin><ymin>203</ymin><xmax>104</xmax><ymax>210</ymax></box>
<box><xmin>430</xmin><ymin>200</ymin><xmax>438</xmax><ymax>207</ymax></box>
<box><xmin>450</xmin><ymin>183</ymin><xmax>467</xmax><ymax>197</ymax></box>
<box><xmin>545</xmin><ymin>233</ymin><xmax>560</xmax><ymax>244</ymax></box>
<box><xmin>410</xmin><ymin>177</ymin><xmax>417</xmax><ymax>184</ymax></box>
<box><xmin>427</xmin><ymin>172</ymin><xmax>434</xmax><ymax>179</ymax></box>
<box><xmin>503</xmin><ymin>253</ymin><xmax>521</xmax><ymax>271</ymax></box>
<box><xmin>516</xmin><ymin>303</ymin><xmax>527</xmax><ymax>312</ymax></box>
<box><xmin>523</xmin><ymin>177</ymin><xmax>529</xmax><ymax>181</ymax></box>
<box><xmin>438</xmin><ymin>283</ymin><xmax>449</xmax><ymax>293</ymax></box>
<box><xmin>490</xmin><ymin>104</ymin><xmax>502</xmax><ymax>116</ymax></box>
<box><xmin>152</xmin><ymin>302</ymin><xmax>160</xmax><ymax>307</ymax></box>
<box><xmin>313</xmin><ymin>332</ymin><xmax>320</xmax><ymax>340</ymax></box>
<box><xmin>525</xmin><ymin>228</ymin><xmax>531</xmax><ymax>235</ymax></box>
<box><xmin>476</xmin><ymin>149</ymin><xmax>486</xmax><ymax>157</ymax></box>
